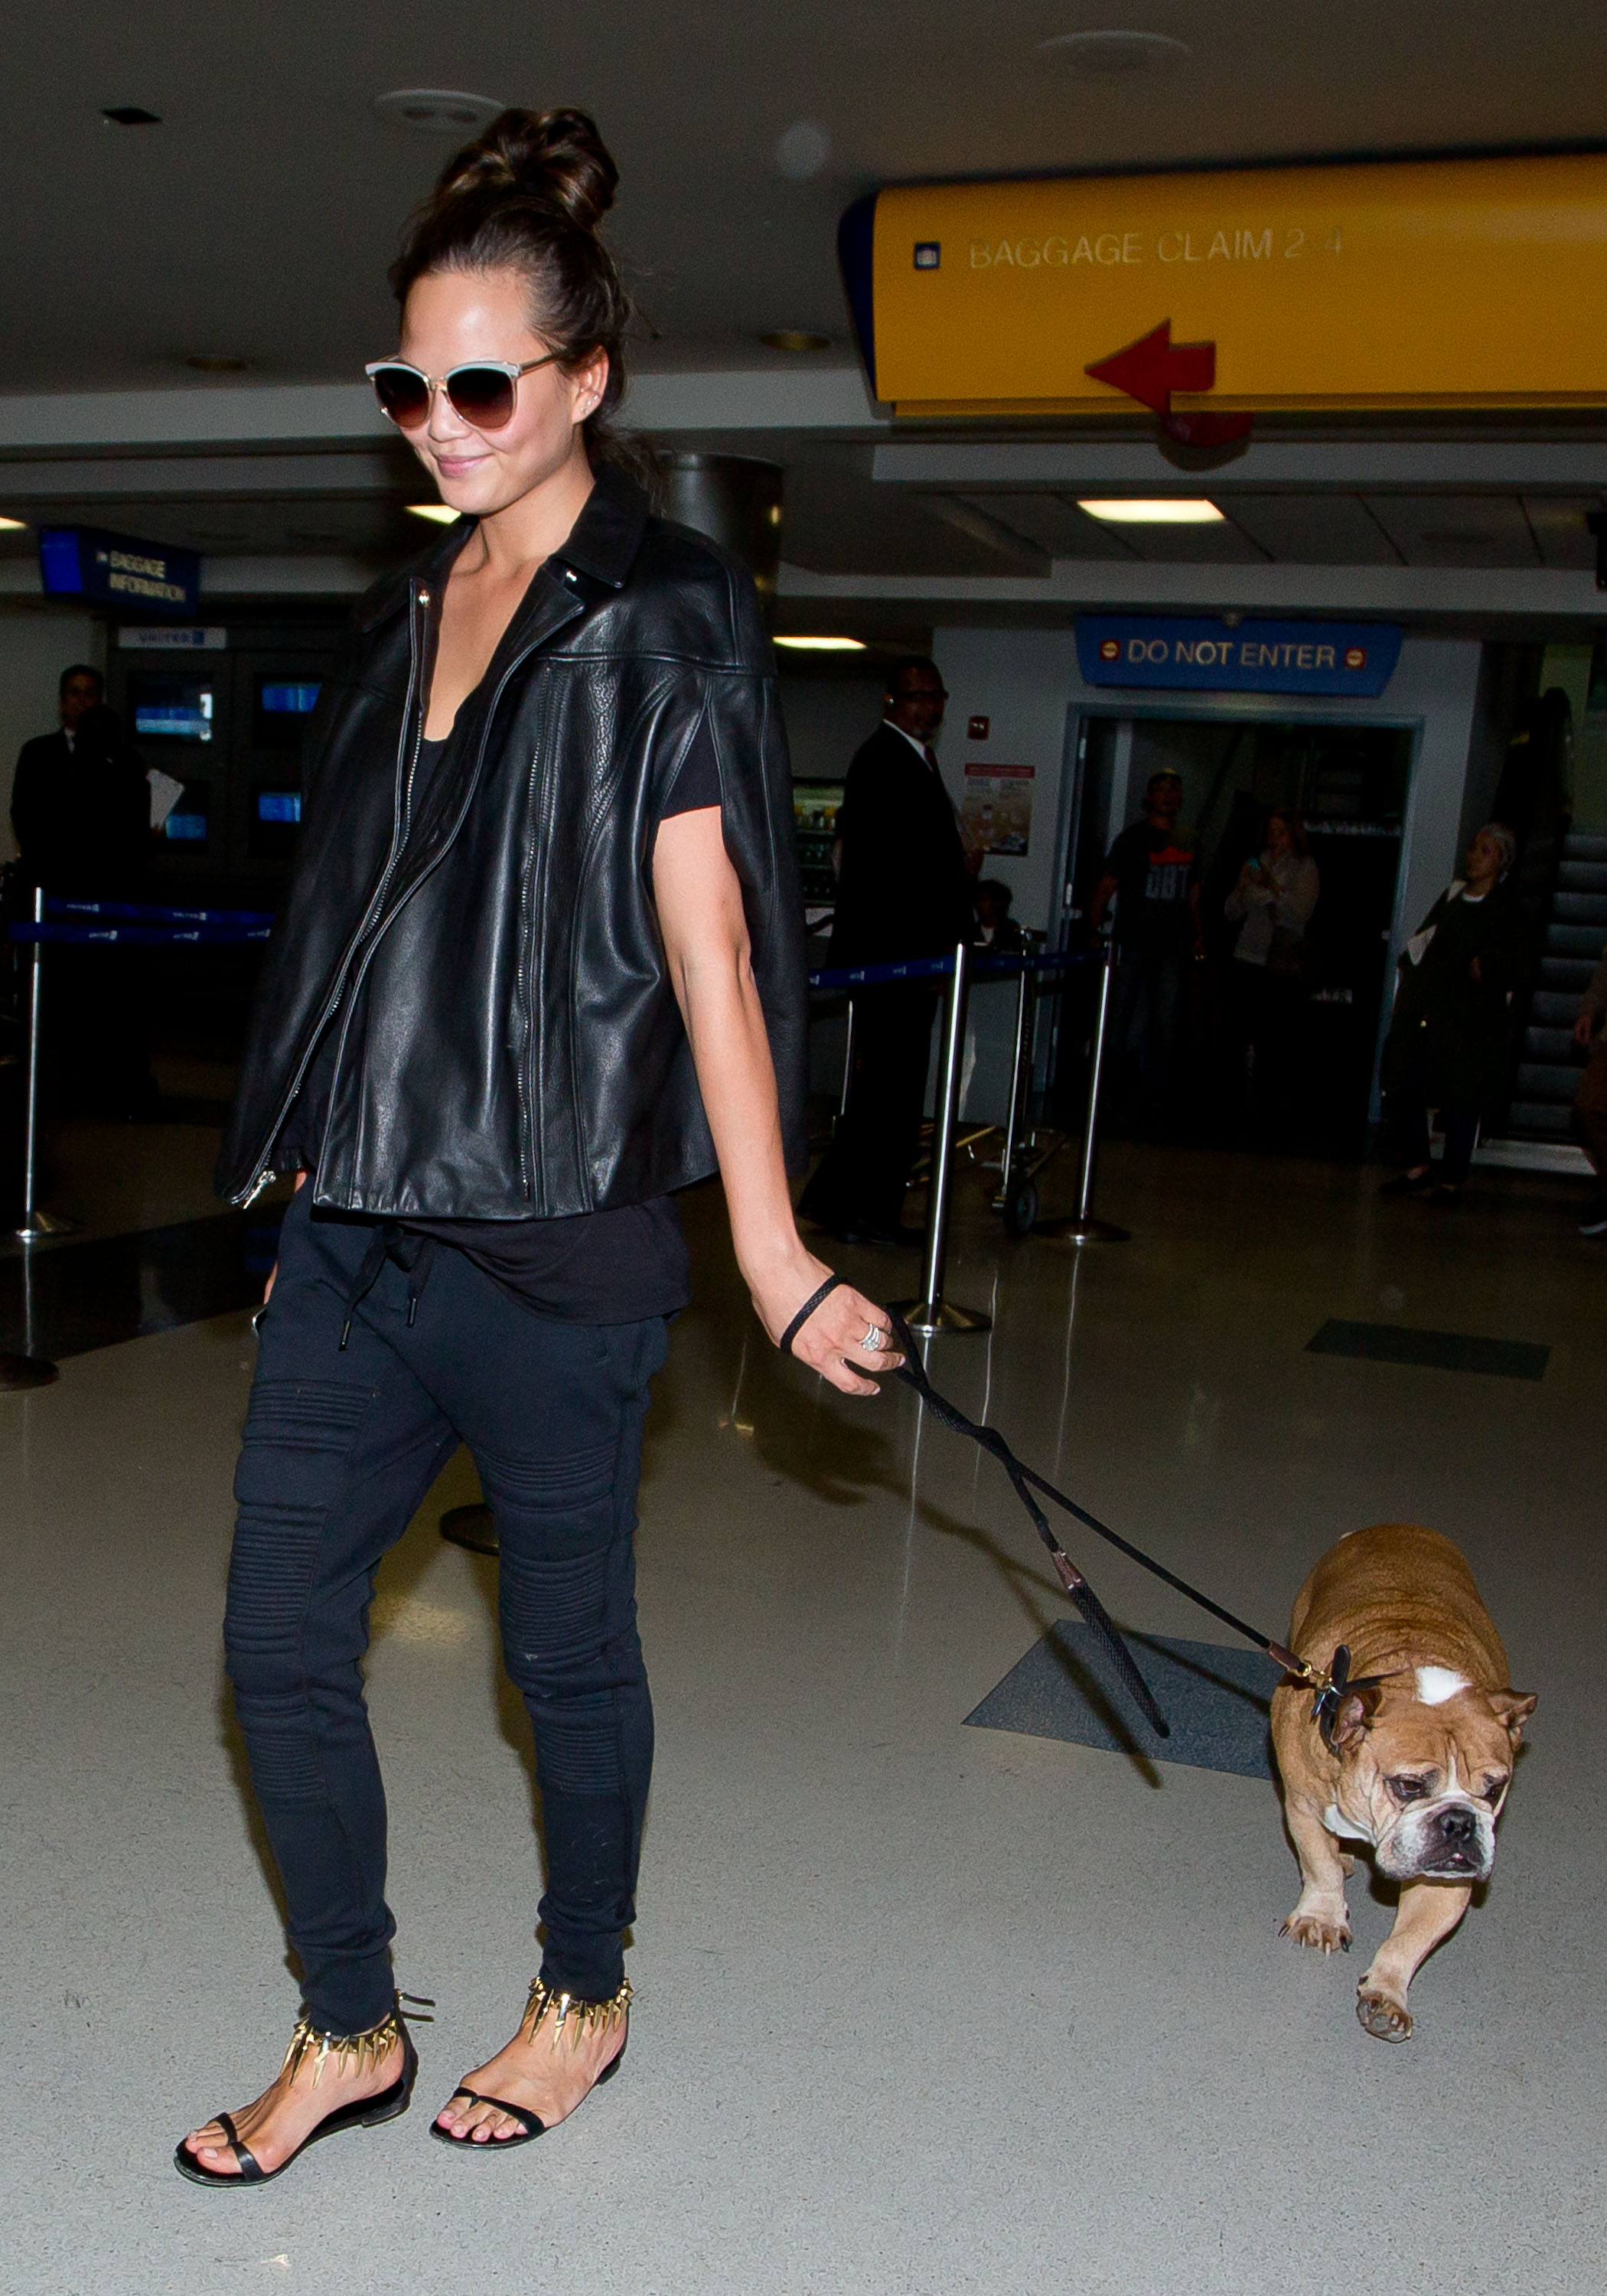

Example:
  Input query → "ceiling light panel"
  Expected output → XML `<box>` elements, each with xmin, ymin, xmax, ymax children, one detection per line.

<box><xmin>1078</xmin><ymin>498</ymin><xmax>1224</xmax><ymax>523</ymax></box>
<box><xmin>406</xmin><ymin>503</ymin><xmax>461</xmax><ymax>524</ymax></box>
<box><xmin>1083</xmin><ymin>508</ymin><xmax>1266</xmax><ymax>566</ymax></box>
<box><xmin>774</xmin><ymin>634</ymin><xmax>865</xmax><ymax>651</ymax></box>
<box><xmin>956</xmin><ymin>492</ymin><xmax>1130</xmax><ymax>561</ymax></box>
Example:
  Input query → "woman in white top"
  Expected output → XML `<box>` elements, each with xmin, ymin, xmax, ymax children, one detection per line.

<box><xmin>1222</xmin><ymin>806</ymin><xmax>1320</xmax><ymax>1132</ymax></box>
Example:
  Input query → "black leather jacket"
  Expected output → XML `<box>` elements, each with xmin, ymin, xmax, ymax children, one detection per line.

<box><xmin>217</xmin><ymin>471</ymin><xmax>808</xmax><ymax>1216</ymax></box>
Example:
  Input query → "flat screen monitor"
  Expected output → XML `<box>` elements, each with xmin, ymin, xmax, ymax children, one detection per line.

<box><xmin>253</xmin><ymin>673</ymin><xmax>321</xmax><ymax>751</ymax></box>
<box><xmin>132</xmin><ymin>673</ymin><xmax>214</xmax><ymax>744</ymax></box>
<box><xmin>249</xmin><ymin>784</ymin><xmax>303</xmax><ymax>860</ymax></box>
<box><xmin>161</xmin><ymin>781</ymin><xmax>210</xmax><ymax>845</ymax></box>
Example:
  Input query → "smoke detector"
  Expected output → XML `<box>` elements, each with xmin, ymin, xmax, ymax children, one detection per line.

<box><xmin>373</xmin><ymin>90</ymin><xmax>505</xmax><ymax>137</ymax></box>
<box><xmin>774</xmin><ymin>120</ymin><xmax>832</xmax><ymax>181</ymax></box>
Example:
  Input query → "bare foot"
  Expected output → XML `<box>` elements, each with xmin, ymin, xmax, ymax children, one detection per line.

<box><xmin>183</xmin><ymin>2023</ymin><xmax>405</xmax><ymax>2178</ymax></box>
<box><xmin>435</xmin><ymin>1986</ymin><xmax>627</xmax><ymax>2145</ymax></box>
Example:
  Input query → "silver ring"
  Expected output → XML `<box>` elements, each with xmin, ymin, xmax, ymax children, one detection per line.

<box><xmin>862</xmin><ymin>1322</ymin><xmax>885</xmax><ymax>1352</ymax></box>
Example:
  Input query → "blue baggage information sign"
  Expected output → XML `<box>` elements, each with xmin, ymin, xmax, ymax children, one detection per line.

<box><xmin>39</xmin><ymin>527</ymin><xmax>201</xmax><ymax>617</ymax></box>
<box><xmin>1077</xmin><ymin>616</ymin><xmax>1401</xmax><ymax>697</ymax></box>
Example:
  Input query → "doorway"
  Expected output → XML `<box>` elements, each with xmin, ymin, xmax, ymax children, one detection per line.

<box><xmin>1055</xmin><ymin>709</ymin><xmax>1413</xmax><ymax>1156</ymax></box>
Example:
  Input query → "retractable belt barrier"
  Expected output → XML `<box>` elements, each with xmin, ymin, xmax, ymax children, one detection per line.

<box><xmin>10</xmin><ymin>895</ymin><xmax>274</xmax><ymax>947</ymax></box>
<box><xmin>810</xmin><ymin>938</ymin><xmax>1125</xmax><ymax>1331</ymax></box>
<box><xmin>4</xmin><ymin>892</ymin><xmax>275</xmax><ymax>1291</ymax></box>
<box><xmin>807</xmin><ymin>947</ymin><xmax>1088</xmax><ymax>992</ymax></box>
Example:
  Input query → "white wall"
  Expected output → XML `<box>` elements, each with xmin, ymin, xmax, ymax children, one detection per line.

<box><xmin>0</xmin><ymin>607</ymin><xmax>106</xmax><ymax>860</ymax></box>
<box><xmin>931</xmin><ymin>625</ymin><xmax>1484</xmax><ymax>1118</ymax></box>
<box><xmin>930</xmin><ymin>628</ymin><xmax>1079</xmax><ymax>931</ymax></box>
<box><xmin>931</xmin><ymin>626</ymin><xmax>1481</xmax><ymax>944</ymax></box>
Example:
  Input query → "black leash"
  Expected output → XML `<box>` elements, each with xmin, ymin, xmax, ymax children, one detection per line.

<box><xmin>781</xmin><ymin>1277</ymin><xmax>1345</xmax><ymax>1738</ymax></box>
<box><xmin>783</xmin><ymin>1280</ymin><xmax>1165</xmax><ymax>1735</ymax></box>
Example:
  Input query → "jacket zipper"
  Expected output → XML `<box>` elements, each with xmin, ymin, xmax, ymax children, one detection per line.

<box><xmin>230</xmin><ymin>579</ymin><xmax>428</xmax><ymax>1205</ymax></box>
<box><xmin>233</xmin><ymin>572</ymin><xmax>585</xmax><ymax>1210</ymax></box>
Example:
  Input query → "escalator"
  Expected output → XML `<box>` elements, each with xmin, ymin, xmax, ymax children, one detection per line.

<box><xmin>1508</xmin><ymin>831</ymin><xmax>1607</xmax><ymax>1140</ymax></box>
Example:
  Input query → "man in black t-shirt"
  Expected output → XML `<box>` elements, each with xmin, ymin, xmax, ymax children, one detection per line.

<box><xmin>1089</xmin><ymin>768</ymin><xmax>1201</xmax><ymax>1116</ymax></box>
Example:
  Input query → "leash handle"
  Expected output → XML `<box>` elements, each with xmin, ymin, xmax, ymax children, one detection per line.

<box><xmin>779</xmin><ymin>1272</ymin><xmax>849</xmax><ymax>1359</ymax></box>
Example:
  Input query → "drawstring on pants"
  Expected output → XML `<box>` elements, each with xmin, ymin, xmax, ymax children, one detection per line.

<box><xmin>338</xmin><ymin>1225</ymin><xmax>438</xmax><ymax>1349</ymax></box>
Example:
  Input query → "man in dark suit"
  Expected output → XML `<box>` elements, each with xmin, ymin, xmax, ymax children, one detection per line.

<box><xmin>11</xmin><ymin>665</ymin><xmax>158</xmax><ymax>1116</ymax></box>
<box><xmin>10</xmin><ymin>663</ymin><xmax>107</xmax><ymax>886</ymax></box>
<box><xmin>799</xmin><ymin>657</ymin><xmax>974</xmax><ymax>1245</ymax></box>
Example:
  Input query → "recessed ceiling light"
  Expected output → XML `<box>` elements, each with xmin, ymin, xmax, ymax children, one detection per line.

<box><xmin>774</xmin><ymin>634</ymin><xmax>866</xmax><ymax>651</ymax></box>
<box><xmin>406</xmin><ymin>503</ymin><xmax>461</xmax><ymax>524</ymax></box>
<box><xmin>1078</xmin><ymin>497</ymin><xmax>1224</xmax><ymax>523</ymax></box>
<box><xmin>185</xmin><ymin>354</ymin><xmax>249</xmax><ymax>373</ymax></box>
<box><xmin>102</xmin><ymin>105</ymin><xmax>161</xmax><ymax>126</ymax></box>
<box><xmin>0</xmin><ymin>514</ymin><xmax>27</xmax><ymax>532</ymax></box>
<box><xmin>1036</xmin><ymin>31</ymin><xmax>1190</xmax><ymax>78</ymax></box>
<box><xmin>373</xmin><ymin>90</ymin><xmax>504</xmax><ymax>137</ymax></box>
<box><xmin>758</xmin><ymin>330</ymin><xmax>833</xmax><ymax>353</ymax></box>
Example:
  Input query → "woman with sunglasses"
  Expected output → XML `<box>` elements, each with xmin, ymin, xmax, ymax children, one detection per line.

<box><xmin>178</xmin><ymin>107</ymin><xmax>898</xmax><ymax>2185</ymax></box>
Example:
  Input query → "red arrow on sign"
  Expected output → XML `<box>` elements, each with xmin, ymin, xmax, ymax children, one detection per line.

<box><xmin>1084</xmin><ymin>318</ymin><xmax>1254</xmax><ymax>447</ymax></box>
<box><xmin>1085</xmin><ymin>318</ymin><xmax>1215</xmax><ymax>413</ymax></box>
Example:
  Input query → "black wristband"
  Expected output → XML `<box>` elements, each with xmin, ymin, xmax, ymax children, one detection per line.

<box><xmin>778</xmin><ymin>1273</ymin><xmax>848</xmax><ymax>1359</ymax></box>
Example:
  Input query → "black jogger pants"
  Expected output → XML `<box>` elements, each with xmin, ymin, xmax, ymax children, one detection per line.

<box><xmin>224</xmin><ymin>1185</ymin><xmax>667</xmax><ymax>2033</ymax></box>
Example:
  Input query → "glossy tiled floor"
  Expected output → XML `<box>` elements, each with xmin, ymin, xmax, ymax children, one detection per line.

<box><xmin>2</xmin><ymin>1137</ymin><xmax>1603</xmax><ymax>2295</ymax></box>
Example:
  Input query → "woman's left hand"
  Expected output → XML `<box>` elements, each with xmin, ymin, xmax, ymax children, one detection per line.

<box><xmin>754</xmin><ymin>1257</ymin><xmax>905</xmax><ymax>1397</ymax></box>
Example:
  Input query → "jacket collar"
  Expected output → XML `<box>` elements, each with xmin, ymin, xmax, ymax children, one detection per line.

<box><xmin>550</xmin><ymin>465</ymin><xmax>649</xmax><ymax>589</ymax></box>
<box><xmin>356</xmin><ymin>465</ymin><xmax>647</xmax><ymax>633</ymax></box>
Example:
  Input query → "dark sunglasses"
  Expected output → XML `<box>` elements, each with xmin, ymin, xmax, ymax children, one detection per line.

<box><xmin>364</xmin><ymin>354</ymin><xmax>557</xmax><ymax>432</ymax></box>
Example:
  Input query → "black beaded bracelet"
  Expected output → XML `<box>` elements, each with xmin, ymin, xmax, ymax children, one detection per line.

<box><xmin>778</xmin><ymin>1272</ymin><xmax>848</xmax><ymax>1358</ymax></box>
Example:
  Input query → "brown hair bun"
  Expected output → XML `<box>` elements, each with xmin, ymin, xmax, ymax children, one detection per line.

<box><xmin>435</xmin><ymin>107</ymin><xmax>618</xmax><ymax>236</ymax></box>
<box><xmin>392</xmin><ymin>106</ymin><xmax>647</xmax><ymax>480</ymax></box>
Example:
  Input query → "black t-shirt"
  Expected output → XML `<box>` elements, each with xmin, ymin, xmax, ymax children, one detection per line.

<box><xmin>271</xmin><ymin>717</ymin><xmax>723</xmax><ymax>1323</ymax></box>
<box><xmin>1103</xmin><ymin>819</ymin><xmax>1199</xmax><ymax>956</ymax></box>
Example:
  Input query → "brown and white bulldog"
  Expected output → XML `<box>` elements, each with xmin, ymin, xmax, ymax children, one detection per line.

<box><xmin>1270</xmin><ymin>1523</ymin><xmax>1535</xmax><ymax>2042</ymax></box>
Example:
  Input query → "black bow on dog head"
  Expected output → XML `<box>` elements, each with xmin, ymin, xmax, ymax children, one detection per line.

<box><xmin>1312</xmin><ymin>1644</ymin><xmax>1390</xmax><ymax>1752</ymax></box>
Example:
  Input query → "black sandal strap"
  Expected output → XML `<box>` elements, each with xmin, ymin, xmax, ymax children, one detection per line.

<box><xmin>778</xmin><ymin>1274</ymin><xmax>847</xmax><ymax>1358</ymax></box>
<box><xmin>445</xmin><ymin>2088</ymin><xmax>543</xmax><ymax>2138</ymax></box>
<box><xmin>216</xmin><ymin>2110</ymin><xmax>263</xmax><ymax>2182</ymax></box>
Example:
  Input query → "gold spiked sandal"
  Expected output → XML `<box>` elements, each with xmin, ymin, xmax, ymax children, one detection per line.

<box><xmin>430</xmin><ymin>1975</ymin><xmax>631</xmax><ymax>2152</ymax></box>
<box><xmin>174</xmin><ymin>2003</ymin><xmax>420</xmax><ymax>2187</ymax></box>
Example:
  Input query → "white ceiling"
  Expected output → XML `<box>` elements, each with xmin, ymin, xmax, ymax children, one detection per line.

<box><xmin>2</xmin><ymin>3</ymin><xmax>1605</xmax><ymax>608</ymax></box>
<box><xmin>4</xmin><ymin>0</ymin><xmax>1605</xmax><ymax>390</ymax></box>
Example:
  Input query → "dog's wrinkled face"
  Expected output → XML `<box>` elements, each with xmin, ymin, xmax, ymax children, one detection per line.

<box><xmin>1324</xmin><ymin>1668</ymin><xmax>1536</xmax><ymax>1882</ymax></box>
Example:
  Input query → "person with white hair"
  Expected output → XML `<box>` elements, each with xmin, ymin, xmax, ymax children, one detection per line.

<box><xmin>1380</xmin><ymin>822</ymin><xmax>1523</xmax><ymax>1203</ymax></box>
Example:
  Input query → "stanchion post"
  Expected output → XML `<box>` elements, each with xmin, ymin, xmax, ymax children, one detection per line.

<box><xmin>993</xmin><ymin>961</ymin><xmax>1033</xmax><ymax>1210</ymax></box>
<box><xmin>1035</xmin><ymin>939</ymin><xmax>1130</xmax><ymax>1245</ymax></box>
<box><xmin>15</xmin><ymin>886</ymin><xmax>75</xmax><ymax>1244</ymax></box>
<box><xmin>838</xmin><ymin>993</ymin><xmax>855</xmax><ymax>1121</ymax></box>
<box><xmin>892</xmin><ymin>941</ymin><xmax>990</xmax><ymax>1336</ymax></box>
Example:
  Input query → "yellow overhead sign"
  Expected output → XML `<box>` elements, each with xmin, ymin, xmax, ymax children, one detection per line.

<box><xmin>857</xmin><ymin>155</ymin><xmax>1607</xmax><ymax>416</ymax></box>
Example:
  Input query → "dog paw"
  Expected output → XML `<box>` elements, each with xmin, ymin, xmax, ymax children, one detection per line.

<box><xmin>1281</xmin><ymin>1908</ymin><xmax>1351</xmax><ymax>1955</ymax></box>
<box><xmin>1357</xmin><ymin>1987</ymin><xmax>1413</xmax><ymax>2043</ymax></box>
